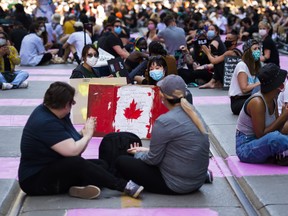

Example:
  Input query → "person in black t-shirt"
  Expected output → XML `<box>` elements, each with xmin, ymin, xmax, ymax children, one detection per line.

<box><xmin>258</xmin><ymin>21</ymin><xmax>280</xmax><ymax>67</ymax></box>
<box><xmin>18</xmin><ymin>82</ymin><xmax>144</xmax><ymax>199</ymax></box>
<box><xmin>97</xmin><ymin>19</ymin><xmax>129</xmax><ymax>59</ymax></box>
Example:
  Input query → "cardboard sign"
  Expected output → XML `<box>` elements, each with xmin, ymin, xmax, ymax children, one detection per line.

<box><xmin>69</xmin><ymin>77</ymin><xmax>127</xmax><ymax>124</ymax></box>
<box><xmin>95</xmin><ymin>48</ymin><xmax>115</xmax><ymax>67</ymax></box>
<box><xmin>107</xmin><ymin>57</ymin><xmax>129</xmax><ymax>77</ymax></box>
<box><xmin>223</xmin><ymin>56</ymin><xmax>241</xmax><ymax>90</ymax></box>
<box><xmin>87</xmin><ymin>84</ymin><xmax>168</xmax><ymax>139</ymax></box>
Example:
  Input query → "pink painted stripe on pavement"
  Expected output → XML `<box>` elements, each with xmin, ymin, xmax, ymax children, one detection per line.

<box><xmin>82</xmin><ymin>137</ymin><xmax>102</xmax><ymax>159</ymax></box>
<box><xmin>193</xmin><ymin>96</ymin><xmax>230</xmax><ymax>105</ymax></box>
<box><xmin>227</xmin><ymin>156</ymin><xmax>288</xmax><ymax>177</ymax></box>
<box><xmin>209</xmin><ymin>156</ymin><xmax>232</xmax><ymax>177</ymax></box>
<box><xmin>0</xmin><ymin>99</ymin><xmax>42</xmax><ymax>106</ymax></box>
<box><xmin>25</xmin><ymin>69</ymin><xmax>72</xmax><ymax>75</ymax></box>
<box><xmin>280</xmin><ymin>55</ymin><xmax>288</xmax><ymax>69</ymax></box>
<box><xmin>67</xmin><ymin>208</ymin><xmax>218</xmax><ymax>216</ymax></box>
<box><xmin>0</xmin><ymin>115</ymin><xmax>29</xmax><ymax>126</ymax></box>
<box><xmin>27</xmin><ymin>76</ymin><xmax>68</xmax><ymax>81</ymax></box>
<box><xmin>0</xmin><ymin>157</ymin><xmax>19</xmax><ymax>179</ymax></box>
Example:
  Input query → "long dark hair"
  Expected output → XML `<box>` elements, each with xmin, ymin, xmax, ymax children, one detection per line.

<box><xmin>242</xmin><ymin>47</ymin><xmax>261</xmax><ymax>76</ymax></box>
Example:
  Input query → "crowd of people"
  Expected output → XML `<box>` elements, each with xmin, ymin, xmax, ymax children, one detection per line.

<box><xmin>0</xmin><ymin>0</ymin><xmax>287</xmax><ymax>200</ymax></box>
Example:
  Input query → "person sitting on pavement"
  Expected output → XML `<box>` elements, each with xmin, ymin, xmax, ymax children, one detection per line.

<box><xmin>0</xmin><ymin>31</ymin><xmax>29</xmax><ymax>90</ymax></box>
<box><xmin>70</xmin><ymin>44</ymin><xmax>101</xmax><ymax>79</ymax></box>
<box><xmin>63</xmin><ymin>21</ymin><xmax>92</xmax><ymax>65</ymax></box>
<box><xmin>128</xmin><ymin>41</ymin><xmax>177</xmax><ymax>83</ymax></box>
<box><xmin>97</xmin><ymin>19</ymin><xmax>130</xmax><ymax>60</ymax></box>
<box><xmin>258</xmin><ymin>21</ymin><xmax>280</xmax><ymax>67</ymax></box>
<box><xmin>18</xmin><ymin>81</ymin><xmax>144</xmax><ymax>199</ymax></box>
<box><xmin>198</xmin><ymin>24</ymin><xmax>227</xmax><ymax>89</ymax></box>
<box><xmin>134</xmin><ymin>55</ymin><xmax>167</xmax><ymax>85</ymax></box>
<box><xmin>115</xmin><ymin>75</ymin><xmax>212</xmax><ymax>195</ymax></box>
<box><xmin>152</xmin><ymin>14</ymin><xmax>186</xmax><ymax>56</ymax></box>
<box><xmin>236</xmin><ymin>63</ymin><xmax>288</xmax><ymax>165</ymax></box>
<box><xmin>228</xmin><ymin>39</ymin><xmax>261</xmax><ymax>115</ymax></box>
<box><xmin>124</xmin><ymin>36</ymin><xmax>149</xmax><ymax>72</ymax></box>
<box><xmin>20</xmin><ymin>22</ymin><xmax>56</xmax><ymax>66</ymax></box>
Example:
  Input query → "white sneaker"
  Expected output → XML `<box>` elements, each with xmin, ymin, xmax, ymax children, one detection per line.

<box><xmin>2</xmin><ymin>83</ymin><xmax>13</xmax><ymax>90</ymax></box>
<box><xmin>69</xmin><ymin>185</ymin><xmax>101</xmax><ymax>199</ymax></box>
<box><xmin>19</xmin><ymin>80</ymin><xmax>29</xmax><ymax>88</ymax></box>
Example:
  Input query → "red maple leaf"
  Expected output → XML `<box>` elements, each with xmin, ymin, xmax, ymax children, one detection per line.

<box><xmin>124</xmin><ymin>99</ymin><xmax>143</xmax><ymax>120</ymax></box>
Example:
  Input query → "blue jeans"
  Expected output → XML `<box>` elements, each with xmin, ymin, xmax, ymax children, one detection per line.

<box><xmin>236</xmin><ymin>130</ymin><xmax>288</xmax><ymax>163</ymax></box>
<box><xmin>0</xmin><ymin>70</ymin><xmax>29</xmax><ymax>87</ymax></box>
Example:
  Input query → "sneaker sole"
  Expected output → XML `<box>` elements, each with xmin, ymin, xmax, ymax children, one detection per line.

<box><xmin>132</xmin><ymin>186</ymin><xmax>144</xmax><ymax>198</ymax></box>
<box><xmin>69</xmin><ymin>185</ymin><xmax>101</xmax><ymax>199</ymax></box>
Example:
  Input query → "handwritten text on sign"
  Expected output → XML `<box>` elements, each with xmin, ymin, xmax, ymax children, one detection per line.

<box><xmin>223</xmin><ymin>56</ymin><xmax>241</xmax><ymax>89</ymax></box>
<box><xmin>87</xmin><ymin>85</ymin><xmax>168</xmax><ymax>139</ymax></box>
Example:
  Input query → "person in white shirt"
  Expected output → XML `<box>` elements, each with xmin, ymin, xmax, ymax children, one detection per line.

<box><xmin>20</xmin><ymin>22</ymin><xmax>56</xmax><ymax>66</ymax></box>
<box><xmin>63</xmin><ymin>21</ymin><xmax>92</xmax><ymax>64</ymax></box>
<box><xmin>210</xmin><ymin>9</ymin><xmax>228</xmax><ymax>34</ymax></box>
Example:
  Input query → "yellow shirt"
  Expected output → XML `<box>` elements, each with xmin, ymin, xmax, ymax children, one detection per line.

<box><xmin>0</xmin><ymin>46</ymin><xmax>20</xmax><ymax>73</ymax></box>
<box><xmin>63</xmin><ymin>20</ymin><xmax>76</xmax><ymax>35</ymax></box>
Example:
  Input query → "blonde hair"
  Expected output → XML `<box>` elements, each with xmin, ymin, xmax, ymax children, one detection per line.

<box><xmin>163</xmin><ymin>92</ymin><xmax>207</xmax><ymax>134</ymax></box>
<box><xmin>258</xmin><ymin>21</ymin><xmax>271</xmax><ymax>30</ymax></box>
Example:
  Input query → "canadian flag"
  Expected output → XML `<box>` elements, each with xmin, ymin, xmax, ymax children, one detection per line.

<box><xmin>87</xmin><ymin>85</ymin><xmax>168</xmax><ymax>139</ymax></box>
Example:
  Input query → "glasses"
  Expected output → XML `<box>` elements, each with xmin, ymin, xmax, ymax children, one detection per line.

<box><xmin>87</xmin><ymin>53</ymin><xmax>98</xmax><ymax>58</ymax></box>
<box><xmin>70</xmin><ymin>100</ymin><xmax>76</xmax><ymax>106</ymax></box>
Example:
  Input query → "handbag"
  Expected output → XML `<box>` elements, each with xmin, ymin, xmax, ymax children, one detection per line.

<box><xmin>2</xmin><ymin>72</ymin><xmax>16</xmax><ymax>83</ymax></box>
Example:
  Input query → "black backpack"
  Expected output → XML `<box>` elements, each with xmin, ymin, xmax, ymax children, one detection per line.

<box><xmin>99</xmin><ymin>132</ymin><xmax>142</xmax><ymax>174</ymax></box>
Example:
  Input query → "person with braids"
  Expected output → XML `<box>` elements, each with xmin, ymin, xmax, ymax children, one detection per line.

<box><xmin>228</xmin><ymin>39</ymin><xmax>261</xmax><ymax>115</ymax></box>
<box><xmin>115</xmin><ymin>75</ymin><xmax>212</xmax><ymax>195</ymax></box>
<box><xmin>124</xmin><ymin>37</ymin><xmax>149</xmax><ymax>72</ymax></box>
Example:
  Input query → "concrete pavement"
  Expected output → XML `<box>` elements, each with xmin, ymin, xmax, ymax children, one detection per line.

<box><xmin>1</xmin><ymin>58</ymin><xmax>288</xmax><ymax>215</ymax></box>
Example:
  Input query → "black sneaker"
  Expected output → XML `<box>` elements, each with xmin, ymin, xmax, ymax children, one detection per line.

<box><xmin>124</xmin><ymin>180</ymin><xmax>144</xmax><ymax>198</ymax></box>
<box><xmin>69</xmin><ymin>185</ymin><xmax>101</xmax><ymax>199</ymax></box>
<box><xmin>276</xmin><ymin>152</ymin><xmax>288</xmax><ymax>166</ymax></box>
<box><xmin>205</xmin><ymin>170</ymin><xmax>213</xmax><ymax>183</ymax></box>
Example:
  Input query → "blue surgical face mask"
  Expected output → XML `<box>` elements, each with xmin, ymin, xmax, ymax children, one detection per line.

<box><xmin>114</xmin><ymin>26</ymin><xmax>122</xmax><ymax>35</ymax></box>
<box><xmin>149</xmin><ymin>69</ymin><xmax>164</xmax><ymax>81</ymax></box>
<box><xmin>252</xmin><ymin>50</ymin><xmax>261</xmax><ymax>61</ymax></box>
<box><xmin>207</xmin><ymin>30</ymin><xmax>215</xmax><ymax>40</ymax></box>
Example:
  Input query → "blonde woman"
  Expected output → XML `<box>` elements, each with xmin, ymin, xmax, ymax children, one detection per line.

<box><xmin>115</xmin><ymin>75</ymin><xmax>212</xmax><ymax>195</ymax></box>
<box><xmin>258</xmin><ymin>21</ymin><xmax>280</xmax><ymax>66</ymax></box>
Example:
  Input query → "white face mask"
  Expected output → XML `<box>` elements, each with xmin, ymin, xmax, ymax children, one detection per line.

<box><xmin>40</xmin><ymin>26</ymin><xmax>45</xmax><ymax>32</ymax></box>
<box><xmin>86</xmin><ymin>56</ymin><xmax>98</xmax><ymax>67</ymax></box>
<box><xmin>0</xmin><ymin>38</ymin><xmax>7</xmax><ymax>46</ymax></box>
<box><xmin>259</xmin><ymin>29</ymin><xmax>267</xmax><ymax>36</ymax></box>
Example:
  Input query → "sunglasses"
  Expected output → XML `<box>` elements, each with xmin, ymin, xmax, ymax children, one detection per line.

<box><xmin>87</xmin><ymin>53</ymin><xmax>98</xmax><ymax>58</ymax></box>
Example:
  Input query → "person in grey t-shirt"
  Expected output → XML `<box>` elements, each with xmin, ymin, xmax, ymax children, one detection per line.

<box><xmin>152</xmin><ymin>14</ymin><xmax>186</xmax><ymax>56</ymax></box>
<box><xmin>115</xmin><ymin>75</ymin><xmax>212</xmax><ymax>194</ymax></box>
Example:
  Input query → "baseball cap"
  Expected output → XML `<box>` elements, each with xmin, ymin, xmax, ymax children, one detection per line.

<box><xmin>242</xmin><ymin>39</ymin><xmax>259</xmax><ymax>52</ymax></box>
<box><xmin>74</xmin><ymin>21</ymin><xmax>84</xmax><ymax>28</ymax></box>
<box><xmin>157</xmin><ymin>75</ymin><xmax>187</xmax><ymax>99</ymax></box>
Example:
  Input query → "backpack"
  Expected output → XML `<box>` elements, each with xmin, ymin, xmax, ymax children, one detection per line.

<box><xmin>99</xmin><ymin>132</ymin><xmax>142</xmax><ymax>174</ymax></box>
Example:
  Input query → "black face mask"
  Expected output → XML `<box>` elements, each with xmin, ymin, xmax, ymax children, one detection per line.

<box><xmin>224</xmin><ymin>40</ymin><xmax>233</xmax><ymax>48</ymax></box>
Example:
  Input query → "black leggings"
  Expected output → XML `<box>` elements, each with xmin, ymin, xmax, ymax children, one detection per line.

<box><xmin>230</xmin><ymin>95</ymin><xmax>250</xmax><ymax>115</ymax></box>
<box><xmin>20</xmin><ymin>156</ymin><xmax>127</xmax><ymax>196</ymax></box>
<box><xmin>178</xmin><ymin>68</ymin><xmax>213</xmax><ymax>84</ymax></box>
<box><xmin>116</xmin><ymin>155</ymin><xmax>178</xmax><ymax>195</ymax></box>
<box><xmin>37</xmin><ymin>53</ymin><xmax>53</xmax><ymax>66</ymax></box>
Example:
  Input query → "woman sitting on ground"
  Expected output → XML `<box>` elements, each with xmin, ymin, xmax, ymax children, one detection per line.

<box><xmin>236</xmin><ymin>63</ymin><xmax>288</xmax><ymax>165</ymax></box>
<box><xmin>70</xmin><ymin>44</ymin><xmax>101</xmax><ymax>78</ymax></box>
<box><xmin>115</xmin><ymin>75</ymin><xmax>212</xmax><ymax>195</ymax></box>
<box><xmin>228</xmin><ymin>39</ymin><xmax>261</xmax><ymax>115</ymax></box>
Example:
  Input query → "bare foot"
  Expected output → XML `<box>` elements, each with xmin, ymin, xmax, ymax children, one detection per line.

<box><xmin>199</xmin><ymin>79</ymin><xmax>216</xmax><ymax>89</ymax></box>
